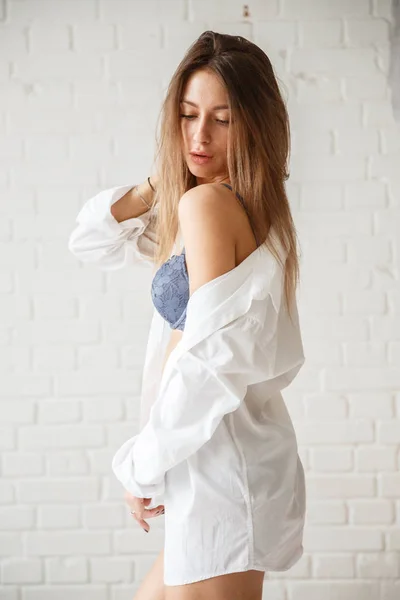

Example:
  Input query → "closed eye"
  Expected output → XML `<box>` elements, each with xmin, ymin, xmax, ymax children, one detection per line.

<box><xmin>180</xmin><ymin>114</ymin><xmax>230</xmax><ymax>125</ymax></box>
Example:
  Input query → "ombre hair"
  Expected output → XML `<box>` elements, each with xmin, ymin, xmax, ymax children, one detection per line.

<box><xmin>149</xmin><ymin>30</ymin><xmax>301</xmax><ymax>320</ymax></box>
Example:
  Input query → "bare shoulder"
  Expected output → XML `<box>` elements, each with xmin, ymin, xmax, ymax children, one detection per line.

<box><xmin>178</xmin><ymin>182</ymin><xmax>236</xmax><ymax>223</ymax></box>
<box><xmin>178</xmin><ymin>183</ymin><xmax>237</xmax><ymax>298</ymax></box>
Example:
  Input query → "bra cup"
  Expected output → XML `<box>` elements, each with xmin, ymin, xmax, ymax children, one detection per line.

<box><xmin>151</xmin><ymin>252</ymin><xmax>189</xmax><ymax>331</ymax></box>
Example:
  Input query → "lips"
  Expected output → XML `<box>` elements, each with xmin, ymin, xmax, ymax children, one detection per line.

<box><xmin>190</xmin><ymin>151</ymin><xmax>212</xmax><ymax>158</ymax></box>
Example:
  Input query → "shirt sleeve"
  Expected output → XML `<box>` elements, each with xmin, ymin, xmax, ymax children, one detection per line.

<box><xmin>111</xmin><ymin>313</ymin><xmax>269</xmax><ymax>498</ymax></box>
<box><xmin>68</xmin><ymin>184</ymin><xmax>159</xmax><ymax>269</ymax></box>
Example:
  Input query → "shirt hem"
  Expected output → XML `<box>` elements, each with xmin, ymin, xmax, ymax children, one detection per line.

<box><xmin>164</xmin><ymin>563</ymin><xmax>265</xmax><ymax>587</ymax></box>
<box><xmin>163</xmin><ymin>544</ymin><xmax>304</xmax><ymax>587</ymax></box>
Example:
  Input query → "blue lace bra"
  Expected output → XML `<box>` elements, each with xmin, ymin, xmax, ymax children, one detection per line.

<box><xmin>150</xmin><ymin>183</ymin><xmax>258</xmax><ymax>331</ymax></box>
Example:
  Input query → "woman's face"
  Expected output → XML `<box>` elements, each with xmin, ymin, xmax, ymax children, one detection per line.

<box><xmin>180</xmin><ymin>69</ymin><xmax>231</xmax><ymax>186</ymax></box>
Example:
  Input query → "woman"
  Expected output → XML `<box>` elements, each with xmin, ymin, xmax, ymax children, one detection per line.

<box><xmin>69</xmin><ymin>31</ymin><xmax>306</xmax><ymax>600</ymax></box>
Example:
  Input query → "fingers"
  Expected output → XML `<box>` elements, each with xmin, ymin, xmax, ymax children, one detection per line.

<box><xmin>131</xmin><ymin>511</ymin><xmax>150</xmax><ymax>532</ymax></box>
<box><xmin>145</xmin><ymin>505</ymin><xmax>165</xmax><ymax>518</ymax></box>
<box><xmin>123</xmin><ymin>492</ymin><xmax>165</xmax><ymax>533</ymax></box>
<box><xmin>132</xmin><ymin>513</ymin><xmax>150</xmax><ymax>533</ymax></box>
<box><xmin>131</xmin><ymin>505</ymin><xmax>165</xmax><ymax>521</ymax></box>
<box><xmin>130</xmin><ymin>505</ymin><xmax>165</xmax><ymax>532</ymax></box>
<box><xmin>124</xmin><ymin>493</ymin><xmax>145</xmax><ymax>516</ymax></box>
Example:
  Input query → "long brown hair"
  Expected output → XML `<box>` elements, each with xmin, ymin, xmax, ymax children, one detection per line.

<box><xmin>149</xmin><ymin>30</ymin><xmax>301</xmax><ymax>320</ymax></box>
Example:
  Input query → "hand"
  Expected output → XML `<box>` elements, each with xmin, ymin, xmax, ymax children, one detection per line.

<box><xmin>124</xmin><ymin>490</ymin><xmax>165</xmax><ymax>533</ymax></box>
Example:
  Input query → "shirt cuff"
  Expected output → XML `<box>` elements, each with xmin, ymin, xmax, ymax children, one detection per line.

<box><xmin>111</xmin><ymin>434</ymin><xmax>166</xmax><ymax>499</ymax></box>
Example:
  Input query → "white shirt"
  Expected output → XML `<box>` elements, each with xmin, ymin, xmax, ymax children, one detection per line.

<box><xmin>68</xmin><ymin>184</ymin><xmax>307</xmax><ymax>586</ymax></box>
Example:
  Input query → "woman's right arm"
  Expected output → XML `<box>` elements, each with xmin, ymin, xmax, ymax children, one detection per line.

<box><xmin>68</xmin><ymin>178</ymin><xmax>159</xmax><ymax>269</ymax></box>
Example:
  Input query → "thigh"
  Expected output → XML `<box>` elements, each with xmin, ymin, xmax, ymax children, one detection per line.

<box><xmin>164</xmin><ymin>569</ymin><xmax>265</xmax><ymax>600</ymax></box>
<box><xmin>133</xmin><ymin>548</ymin><xmax>165</xmax><ymax>600</ymax></box>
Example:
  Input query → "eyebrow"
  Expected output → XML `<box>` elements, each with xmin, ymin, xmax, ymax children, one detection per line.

<box><xmin>180</xmin><ymin>99</ymin><xmax>230</xmax><ymax>110</ymax></box>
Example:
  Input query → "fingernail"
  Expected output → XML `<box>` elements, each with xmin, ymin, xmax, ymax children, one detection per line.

<box><xmin>144</xmin><ymin>528</ymin><xmax>149</xmax><ymax>533</ymax></box>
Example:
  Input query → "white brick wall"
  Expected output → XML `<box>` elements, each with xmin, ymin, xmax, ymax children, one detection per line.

<box><xmin>1</xmin><ymin>0</ymin><xmax>399</xmax><ymax>598</ymax></box>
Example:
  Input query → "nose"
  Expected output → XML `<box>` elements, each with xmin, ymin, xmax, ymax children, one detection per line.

<box><xmin>192</xmin><ymin>116</ymin><xmax>211</xmax><ymax>144</ymax></box>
